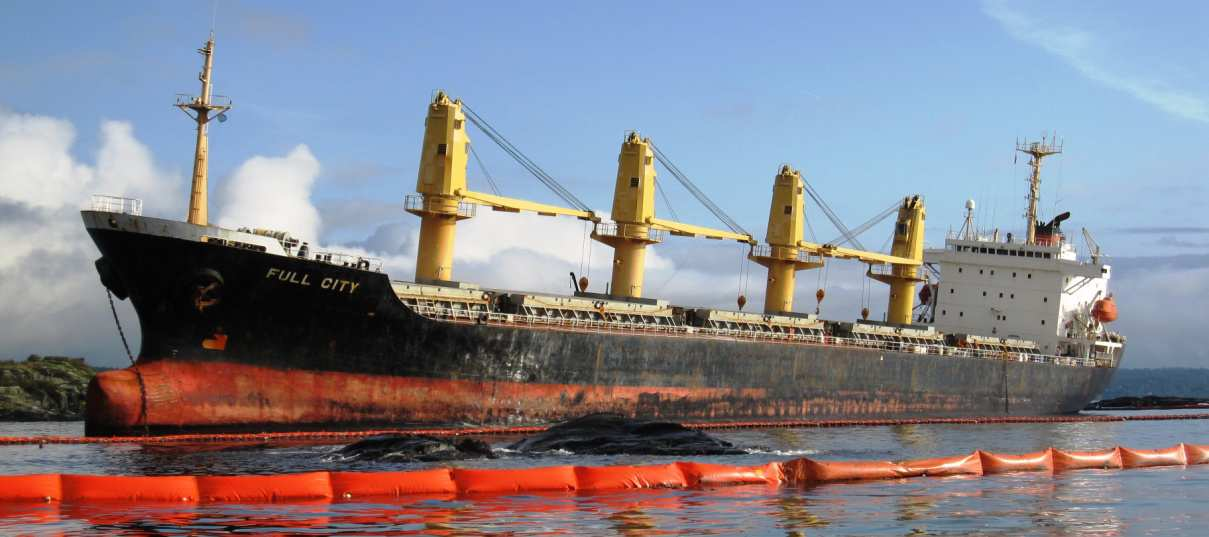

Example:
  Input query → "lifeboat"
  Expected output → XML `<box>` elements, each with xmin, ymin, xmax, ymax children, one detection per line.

<box><xmin>1092</xmin><ymin>296</ymin><xmax>1118</xmax><ymax>323</ymax></box>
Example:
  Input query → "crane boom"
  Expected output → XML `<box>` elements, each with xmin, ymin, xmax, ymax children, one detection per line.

<box><xmin>457</xmin><ymin>189</ymin><xmax>597</xmax><ymax>221</ymax></box>
<box><xmin>648</xmin><ymin>217</ymin><xmax>753</xmax><ymax>243</ymax></box>
<box><xmin>795</xmin><ymin>240</ymin><xmax>920</xmax><ymax>266</ymax></box>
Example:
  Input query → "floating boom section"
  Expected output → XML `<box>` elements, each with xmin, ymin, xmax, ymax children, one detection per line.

<box><xmin>749</xmin><ymin>165</ymin><xmax>823</xmax><ymax>314</ymax></box>
<box><xmin>869</xmin><ymin>196</ymin><xmax>927</xmax><ymax>324</ymax></box>
<box><xmin>593</xmin><ymin>132</ymin><xmax>752</xmax><ymax>299</ymax></box>
<box><xmin>407</xmin><ymin>92</ymin><xmax>596</xmax><ymax>282</ymax></box>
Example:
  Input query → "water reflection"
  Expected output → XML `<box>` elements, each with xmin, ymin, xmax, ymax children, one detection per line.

<box><xmin>771</xmin><ymin>495</ymin><xmax>829</xmax><ymax>531</ymax></box>
<box><xmin>1</xmin><ymin>415</ymin><xmax>1207</xmax><ymax>535</ymax></box>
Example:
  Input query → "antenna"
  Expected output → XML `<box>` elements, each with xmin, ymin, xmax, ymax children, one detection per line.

<box><xmin>959</xmin><ymin>199</ymin><xmax>977</xmax><ymax>240</ymax></box>
<box><xmin>175</xmin><ymin>35</ymin><xmax>232</xmax><ymax>226</ymax></box>
<box><xmin>1015</xmin><ymin>136</ymin><xmax>1062</xmax><ymax>245</ymax></box>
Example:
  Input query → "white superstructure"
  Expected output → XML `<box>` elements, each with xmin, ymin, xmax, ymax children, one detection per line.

<box><xmin>922</xmin><ymin>139</ymin><xmax>1124</xmax><ymax>365</ymax></box>
<box><xmin>926</xmin><ymin>225</ymin><xmax>1114</xmax><ymax>357</ymax></box>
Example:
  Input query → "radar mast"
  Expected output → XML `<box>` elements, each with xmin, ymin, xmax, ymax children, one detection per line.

<box><xmin>1015</xmin><ymin>136</ymin><xmax>1062</xmax><ymax>245</ymax></box>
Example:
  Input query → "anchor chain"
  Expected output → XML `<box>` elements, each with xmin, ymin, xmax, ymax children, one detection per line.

<box><xmin>106</xmin><ymin>290</ymin><xmax>149</xmax><ymax>435</ymax></box>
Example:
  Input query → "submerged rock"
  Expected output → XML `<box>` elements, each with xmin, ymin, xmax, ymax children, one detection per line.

<box><xmin>1086</xmin><ymin>395</ymin><xmax>1209</xmax><ymax>410</ymax></box>
<box><xmin>508</xmin><ymin>413</ymin><xmax>746</xmax><ymax>456</ymax></box>
<box><xmin>336</xmin><ymin>434</ymin><xmax>495</xmax><ymax>462</ymax></box>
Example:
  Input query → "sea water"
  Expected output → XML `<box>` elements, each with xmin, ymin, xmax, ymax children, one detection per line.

<box><xmin>1</xmin><ymin>410</ymin><xmax>1206</xmax><ymax>536</ymax></box>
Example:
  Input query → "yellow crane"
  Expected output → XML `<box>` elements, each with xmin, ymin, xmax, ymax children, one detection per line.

<box><xmin>749</xmin><ymin>165</ymin><xmax>925</xmax><ymax>324</ymax></box>
<box><xmin>592</xmin><ymin>132</ymin><xmax>753</xmax><ymax>299</ymax></box>
<box><xmin>407</xmin><ymin>92</ymin><xmax>597</xmax><ymax>283</ymax></box>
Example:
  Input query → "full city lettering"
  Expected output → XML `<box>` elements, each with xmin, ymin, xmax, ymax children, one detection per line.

<box><xmin>320</xmin><ymin>277</ymin><xmax>361</xmax><ymax>294</ymax></box>
<box><xmin>264</xmin><ymin>267</ymin><xmax>310</xmax><ymax>286</ymax></box>
<box><xmin>264</xmin><ymin>268</ymin><xmax>360</xmax><ymax>294</ymax></box>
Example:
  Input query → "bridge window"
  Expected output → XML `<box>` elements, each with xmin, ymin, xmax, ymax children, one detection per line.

<box><xmin>437</xmin><ymin>143</ymin><xmax>447</xmax><ymax>155</ymax></box>
<box><xmin>784</xmin><ymin>205</ymin><xmax>792</xmax><ymax>215</ymax></box>
<box><xmin>630</xmin><ymin>177</ymin><xmax>639</xmax><ymax>188</ymax></box>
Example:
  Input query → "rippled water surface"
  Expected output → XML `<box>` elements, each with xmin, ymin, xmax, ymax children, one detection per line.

<box><xmin>2</xmin><ymin>411</ymin><xmax>1207</xmax><ymax>536</ymax></box>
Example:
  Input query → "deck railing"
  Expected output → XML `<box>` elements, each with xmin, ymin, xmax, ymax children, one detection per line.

<box><xmin>90</xmin><ymin>195</ymin><xmax>142</xmax><ymax>216</ymax></box>
<box><xmin>404</xmin><ymin>303</ymin><xmax>1101</xmax><ymax>368</ymax></box>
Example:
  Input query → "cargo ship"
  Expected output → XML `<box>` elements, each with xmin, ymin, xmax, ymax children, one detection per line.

<box><xmin>82</xmin><ymin>37</ymin><xmax>1124</xmax><ymax>435</ymax></box>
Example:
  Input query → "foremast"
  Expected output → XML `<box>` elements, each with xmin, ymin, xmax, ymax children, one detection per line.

<box><xmin>177</xmin><ymin>34</ymin><xmax>232</xmax><ymax>226</ymax></box>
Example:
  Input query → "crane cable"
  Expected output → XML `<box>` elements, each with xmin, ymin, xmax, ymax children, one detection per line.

<box><xmin>823</xmin><ymin>201</ymin><xmax>900</xmax><ymax>248</ymax></box>
<box><xmin>648</xmin><ymin>142</ymin><xmax>750</xmax><ymax>237</ymax></box>
<box><xmin>467</xmin><ymin>144</ymin><xmax>502</xmax><ymax>196</ymax></box>
<box><xmin>462</xmin><ymin>104</ymin><xmax>592</xmax><ymax>213</ymax></box>
<box><xmin>802</xmin><ymin>181</ymin><xmax>865</xmax><ymax>251</ymax></box>
<box><xmin>654</xmin><ymin>178</ymin><xmax>680</xmax><ymax>221</ymax></box>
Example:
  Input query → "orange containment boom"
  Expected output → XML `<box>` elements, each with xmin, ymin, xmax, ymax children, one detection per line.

<box><xmin>1</xmin><ymin>443</ymin><xmax>1207</xmax><ymax>504</ymax></box>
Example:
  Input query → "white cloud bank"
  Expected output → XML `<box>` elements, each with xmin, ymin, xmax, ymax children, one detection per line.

<box><xmin>0</xmin><ymin>109</ymin><xmax>182</xmax><ymax>364</ymax></box>
<box><xmin>983</xmin><ymin>0</ymin><xmax>1209</xmax><ymax>123</ymax></box>
<box><xmin>217</xmin><ymin>145</ymin><xmax>322</xmax><ymax>242</ymax></box>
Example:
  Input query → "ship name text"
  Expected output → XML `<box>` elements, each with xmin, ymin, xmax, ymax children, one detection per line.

<box><xmin>265</xmin><ymin>267</ymin><xmax>361</xmax><ymax>294</ymax></box>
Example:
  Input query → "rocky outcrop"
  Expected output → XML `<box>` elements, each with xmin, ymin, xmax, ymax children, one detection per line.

<box><xmin>334</xmin><ymin>435</ymin><xmax>496</xmax><ymax>462</ymax></box>
<box><xmin>0</xmin><ymin>356</ymin><xmax>95</xmax><ymax>420</ymax></box>
<box><xmin>1086</xmin><ymin>395</ymin><xmax>1209</xmax><ymax>410</ymax></box>
<box><xmin>507</xmin><ymin>413</ymin><xmax>747</xmax><ymax>456</ymax></box>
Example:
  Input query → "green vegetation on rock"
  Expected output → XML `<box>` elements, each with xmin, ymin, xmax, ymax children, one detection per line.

<box><xmin>0</xmin><ymin>355</ymin><xmax>96</xmax><ymax>420</ymax></box>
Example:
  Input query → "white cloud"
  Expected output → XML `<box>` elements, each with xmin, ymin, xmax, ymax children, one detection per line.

<box><xmin>1112</xmin><ymin>267</ymin><xmax>1209</xmax><ymax>368</ymax></box>
<box><xmin>0</xmin><ymin>109</ymin><xmax>93</xmax><ymax>209</ymax></box>
<box><xmin>217</xmin><ymin>145</ymin><xmax>322</xmax><ymax>242</ymax></box>
<box><xmin>983</xmin><ymin>0</ymin><xmax>1209</xmax><ymax>123</ymax></box>
<box><xmin>0</xmin><ymin>109</ymin><xmax>182</xmax><ymax>365</ymax></box>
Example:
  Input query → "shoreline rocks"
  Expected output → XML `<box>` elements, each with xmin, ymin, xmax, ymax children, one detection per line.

<box><xmin>0</xmin><ymin>356</ymin><xmax>95</xmax><ymax>421</ymax></box>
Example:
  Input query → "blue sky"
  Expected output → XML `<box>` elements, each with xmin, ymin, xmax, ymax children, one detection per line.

<box><xmin>1</xmin><ymin>0</ymin><xmax>1207</xmax><ymax>367</ymax></box>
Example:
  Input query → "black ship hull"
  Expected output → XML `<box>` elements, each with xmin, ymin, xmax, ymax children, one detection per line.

<box><xmin>83</xmin><ymin>214</ymin><xmax>1120</xmax><ymax>435</ymax></box>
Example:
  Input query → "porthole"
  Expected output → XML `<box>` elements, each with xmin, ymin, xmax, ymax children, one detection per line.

<box><xmin>999</xmin><ymin>292</ymin><xmax>1004</xmax><ymax>298</ymax></box>
<box><xmin>1044</xmin><ymin>297</ymin><xmax>1048</xmax><ymax>303</ymax></box>
<box><xmin>1027</xmin><ymin>274</ymin><xmax>1032</xmax><ymax>279</ymax></box>
<box><xmin>949</xmin><ymin>288</ymin><xmax>954</xmax><ymax>294</ymax></box>
<box><xmin>959</xmin><ymin>311</ymin><xmax>964</xmax><ymax>317</ymax></box>
<box><xmin>982</xmin><ymin>291</ymin><xmax>987</xmax><ymax>297</ymax></box>
<box><xmin>958</xmin><ymin>267</ymin><xmax>963</xmax><ymax>273</ymax></box>
<box><xmin>1041</xmin><ymin>320</ymin><xmax>1046</xmax><ymax>326</ymax></box>
<box><xmin>1012</xmin><ymin>272</ymin><xmax>1017</xmax><ymax>278</ymax></box>
<box><xmin>1010</xmin><ymin>294</ymin><xmax>1014</xmax><ymax>299</ymax></box>
<box><xmin>979</xmin><ymin>269</ymin><xmax>984</xmax><ymax>274</ymax></box>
